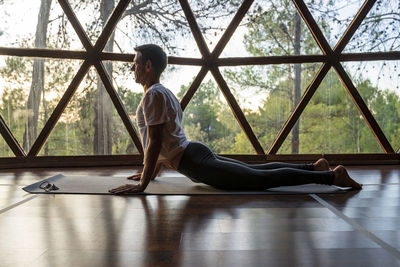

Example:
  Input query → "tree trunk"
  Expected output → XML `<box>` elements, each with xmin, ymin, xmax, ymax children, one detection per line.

<box><xmin>23</xmin><ymin>0</ymin><xmax>52</xmax><ymax>152</ymax></box>
<box><xmin>93</xmin><ymin>0</ymin><xmax>114</xmax><ymax>155</ymax></box>
<box><xmin>357</xmin><ymin>118</ymin><xmax>361</xmax><ymax>153</ymax></box>
<box><xmin>292</xmin><ymin>12</ymin><xmax>301</xmax><ymax>154</ymax></box>
<box><xmin>42</xmin><ymin>80</ymin><xmax>49</xmax><ymax>155</ymax></box>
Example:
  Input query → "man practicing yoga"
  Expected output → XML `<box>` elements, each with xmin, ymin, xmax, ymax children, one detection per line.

<box><xmin>109</xmin><ymin>44</ymin><xmax>362</xmax><ymax>194</ymax></box>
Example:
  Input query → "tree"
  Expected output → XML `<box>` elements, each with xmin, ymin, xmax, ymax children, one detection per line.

<box><xmin>15</xmin><ymin>0</ymin><xmax>241</xmax><ymax>155</ymax></box>
<box><xmin>4</xmin><ymin>0</ymin><xmax>397</xmax><ymax>157</ymax></box>
<box><xmin>224</xmin><ymin>0</ymin><xmax>400</xmax><ymax>154</ymax></box>
<box><xmin>224</xmin><ymin>0</ymin><xmax>322</xmax><ymax>153</ymax></box>
<box><xmin>23</xmin><ymin>0</ymin><xmax>52</xmax><ymax>152</ymax></box>
<box><xmin>71</xmin><ymin>0</ymin><xmax>241</xmax><ymax>155</ymax></box>
<box><xmin>0</xmin><ymin>57</ymin><xmax>31</xmax><ymax>156</ymax></box>
<box><xmin>111</xmin><ymin>87</ymin><xmax>143</xmax><ymax>154</ymax></box>
<box><xmin>307</xmin><ymin>0</ymin><xmax>400</xmax><ymax>52</ymax></box>
<box><xmin>178</xmin><ymin>80</ymin><xmax>232</xmax><ymax>152</ymax></box>
<box><xmin>93</xmin><ymin>0</ymin><xmax>115</xmax><ymax>155</ymax></box>
<box><xmin>309</xmin><ymin>0</ymin><xmax>400</xmax><ymax>91</ymax></box>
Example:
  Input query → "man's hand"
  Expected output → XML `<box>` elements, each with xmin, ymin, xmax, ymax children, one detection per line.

<box><xmin>127</xmin><ymin>162</ymin><xmax>163</xmax><ymax>181</ymax></box>
<box><xmin>114</xmin><ymin>124</ymin><xmax>163</xmax><ymax>195</ymax></box>
<box><xmin>109</xmin><ymin>183</ymin><xmax>145</xmax><ymax>194</ymax></box>
<box><xmin>127</xmin><ymin>172</ymin><xmax>142</xmax><ymax>181</ymax></box>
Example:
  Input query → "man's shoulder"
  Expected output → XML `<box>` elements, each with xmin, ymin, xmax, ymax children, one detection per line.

<box><xmin>148</xmin><ymin>83</ymin><xmax>167</xmax><ymax>92</ymax></box>
<box><xmin>147</xmin><ymin>83</ymin><xmax>176</xmax><ymax>98</ymax></box>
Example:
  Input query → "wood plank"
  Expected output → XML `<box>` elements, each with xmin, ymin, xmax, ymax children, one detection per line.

<box><xmin>216</xmin><ymin>55</ymin><xmax>327</xmax><ymax>66</ymax></box>
<box><xmin>340</xmin><ymin>51</ymin><xmax>400</xmax><ymax>61</ymax></box>
<box><xmin>0</xmin><ymin>47</ymin><xmax>87</xmax><ymax>60</ymax></box>
<box><xmin>2</xmin><ymin>48</ymin><xmax>399</xmax><ymax>65</ymax></box>
<box><xmin>0</xmin><ymin>155</ymin><xmax>143</xmax><ymax>169</ymax></box>
<box><xmin>1</xmin><ymin>165</ymin><xmax>400</xmax><ymax>266</ymax></box>
<box><xmin>0</xmin><ymin>153</ymin><xmax>398</xmax><ymax>169</ymax></box>
<box><xmin>167</xmin><ymin>56</ymin><xmax>203</xmax><ymax>66</ymax></box>
<box><xmin>99</xmin><ymin>52</ymin><xmax>133</xmax><ymax>62</ymax></box>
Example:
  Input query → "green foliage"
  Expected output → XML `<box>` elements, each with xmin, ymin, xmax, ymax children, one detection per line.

<box><xmin>112</xmin><ymin>88</ymin><xmax>143</xmax><ymax>154</ymax></box>
<box><xmin>221</xmin><ymin>0</ymin><xmax>400</xmax><ymax>154</ymax></box>
<box><xmin>1</xmin><ymin>1</ymin><xmax>399</xmax><ymax>158</ymax></box>
<box><xmin>246</xmin><ymin>0</ymin><xmax>320</xmax><ymax>56</ymax></box>
<box><xmin>0</xmin><ymin>57</ymin><xmax>32</xmax><ymax>156</ymax></box>
<box><xmin>178</xmin><ymin>80</ymin><xmax>236</xmax><ymax>152</ymax></box>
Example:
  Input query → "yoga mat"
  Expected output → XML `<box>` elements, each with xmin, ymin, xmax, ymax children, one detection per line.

<box><xmin>22</xmin><ymin>174</ymin><xmax>349</xmax><ymax>195</ymax></box>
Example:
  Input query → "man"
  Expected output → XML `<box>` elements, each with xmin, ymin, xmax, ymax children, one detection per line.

<box><xmin>109</xmin><ymin>44</ymin><xmax>362</xmax><ymax>194</ymax></box>
<box><xmin>110</xmin><ymin>44</ymin><xmax>188</xmax><ymax>194</ymax></box>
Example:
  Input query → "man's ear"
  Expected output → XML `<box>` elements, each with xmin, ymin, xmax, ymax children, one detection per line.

<box><xmin>144</xmin><ymin>60</ymin><xmax>152</xmax><ymax>72</ymax></box>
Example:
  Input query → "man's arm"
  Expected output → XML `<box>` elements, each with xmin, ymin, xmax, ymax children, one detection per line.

<box><xmin>109</xmin><ymin>124</ymin><xmax>163</xmax><ymax>194</ymax></box>
<box><xmin>138</xmin><ymin>124</ymin><xmax>163</xmax><ymax>189</ymax></box>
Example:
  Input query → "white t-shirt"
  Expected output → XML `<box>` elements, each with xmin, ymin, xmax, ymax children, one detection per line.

<box><xmin>136</xmin><ymin>83</ymin><xmax>189</xmax><ymax>169</ymax></box>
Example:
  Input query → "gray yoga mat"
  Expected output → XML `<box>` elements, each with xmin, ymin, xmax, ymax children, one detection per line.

<box><xmin>22</xmin><ymin>174</ymin><xmax>349</xmax><ymax>195</ymax></box>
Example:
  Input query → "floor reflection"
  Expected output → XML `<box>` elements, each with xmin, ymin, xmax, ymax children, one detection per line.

<box><xmin>0</xmin><ymin>166</ymin><xmax>399</xmax><ymax>266</ymax></box>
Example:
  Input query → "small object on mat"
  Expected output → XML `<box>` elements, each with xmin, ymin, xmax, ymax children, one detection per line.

<box><xmin>39</xmin><ymin>181</ymin><xmax>59</xmax><ymax>192</ymax></box>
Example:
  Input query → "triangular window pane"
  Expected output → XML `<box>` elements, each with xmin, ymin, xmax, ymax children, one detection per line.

<box><xmin>278</xmin><ymin>68</ymin><xmax>384</xmax><ymax>154</ymax></box>
<box><xmin>304</xmin><ymin>0</ymin><xmax>365</xmax><ymax>49</ymax></box>
<box><xmin>0</xmin><ymin>56</ymin><xmax>82</xmax><ymax>153</ymax></box>
<box><xmin>223</xmin><ymin>0</ymin><xmax>322</xmax><ymax>57</ymax></box>
<box><xmin>0</xmin><ymin>135</ymin><xmax>15</xmax><ymax>157</ymax></box>
<box><xmin>113</xmin><ymin>1</ymin><xmax>202</xmax><ymax>58</ymax></box>
<box><xmin>41</xmin><ymin>66</ymin><xmax>138</xmax><ymax>156</ymax></box>
<box><xmin>343</xmin><ymin>61</ymin><xmax>400</xmax><ymax>151</ymax></box>
<box><xmin>68</xmin><ymin>0</ymin><xmax>110</xmax><ymax>46</ymax></box>
<box><xmin>0</xmin><ymin>1</ymin><xmax>85</xmax><ymax>50</ymax></box>
<box><xmin>110</xmin><ymin>62</ymin><xmax>203</xmax><ymax>98</ymax></box>
<box><xmin>345</xmin><ymin>0</ymin><xmax>400</xmax><ymax>53</ymax></box>
<box><xmin>190</xmin><ymin>0</ymin><xmax>241</xmax><ymax>52</ymax></box>
<box><xmin>179</xmin><ymin>76</ymin><xmax>254</xmax><ymax>154</ymax></box>
<box><xmin>163</xmin><ymin>65</ymin><xmax>203</xmax><ymax>97</ymax></box>
<box><xmin>221</xmin><ymin>63</ymin><xmax>322</xmax><ymax>153</ymax></box>
<box><xmin>110</xmin><ymin>61</ymin><xmax>143</xmax><ymax>137</ymax></box>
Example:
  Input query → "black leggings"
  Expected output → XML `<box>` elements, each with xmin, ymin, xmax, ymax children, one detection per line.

<box><xmin>177</xmin><ymin>142</ymin><xmax>334</xmax><ymax>190</ymax></box>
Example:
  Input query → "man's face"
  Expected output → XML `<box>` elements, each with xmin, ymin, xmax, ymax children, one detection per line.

<box><xmin>132</xmin><ymin>52</ymin><xmax>144</xmax><ymax>84</ymax></box>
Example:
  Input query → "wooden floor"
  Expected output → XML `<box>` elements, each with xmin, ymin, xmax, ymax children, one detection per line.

<box><xmin>0</xmin><ymin>165</ymin><xmax>399</xmax><ymax>267</ymax></box>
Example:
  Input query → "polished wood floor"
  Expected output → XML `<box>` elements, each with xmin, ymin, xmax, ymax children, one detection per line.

<box><xmin>0</xmin><ymin>165</ymin><xmax>399</xmax><ymax>267</ymax></box>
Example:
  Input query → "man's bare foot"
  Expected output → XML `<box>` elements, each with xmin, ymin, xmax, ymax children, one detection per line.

<box><xmin>333</xmin><ymin>165</ymin><xmax>362</xmax><ymax>190</ymax></box>
<box><xmin>313</xmin><ymin>158</ymin><xmax>330</xmax><ymax>171</ymax></box>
